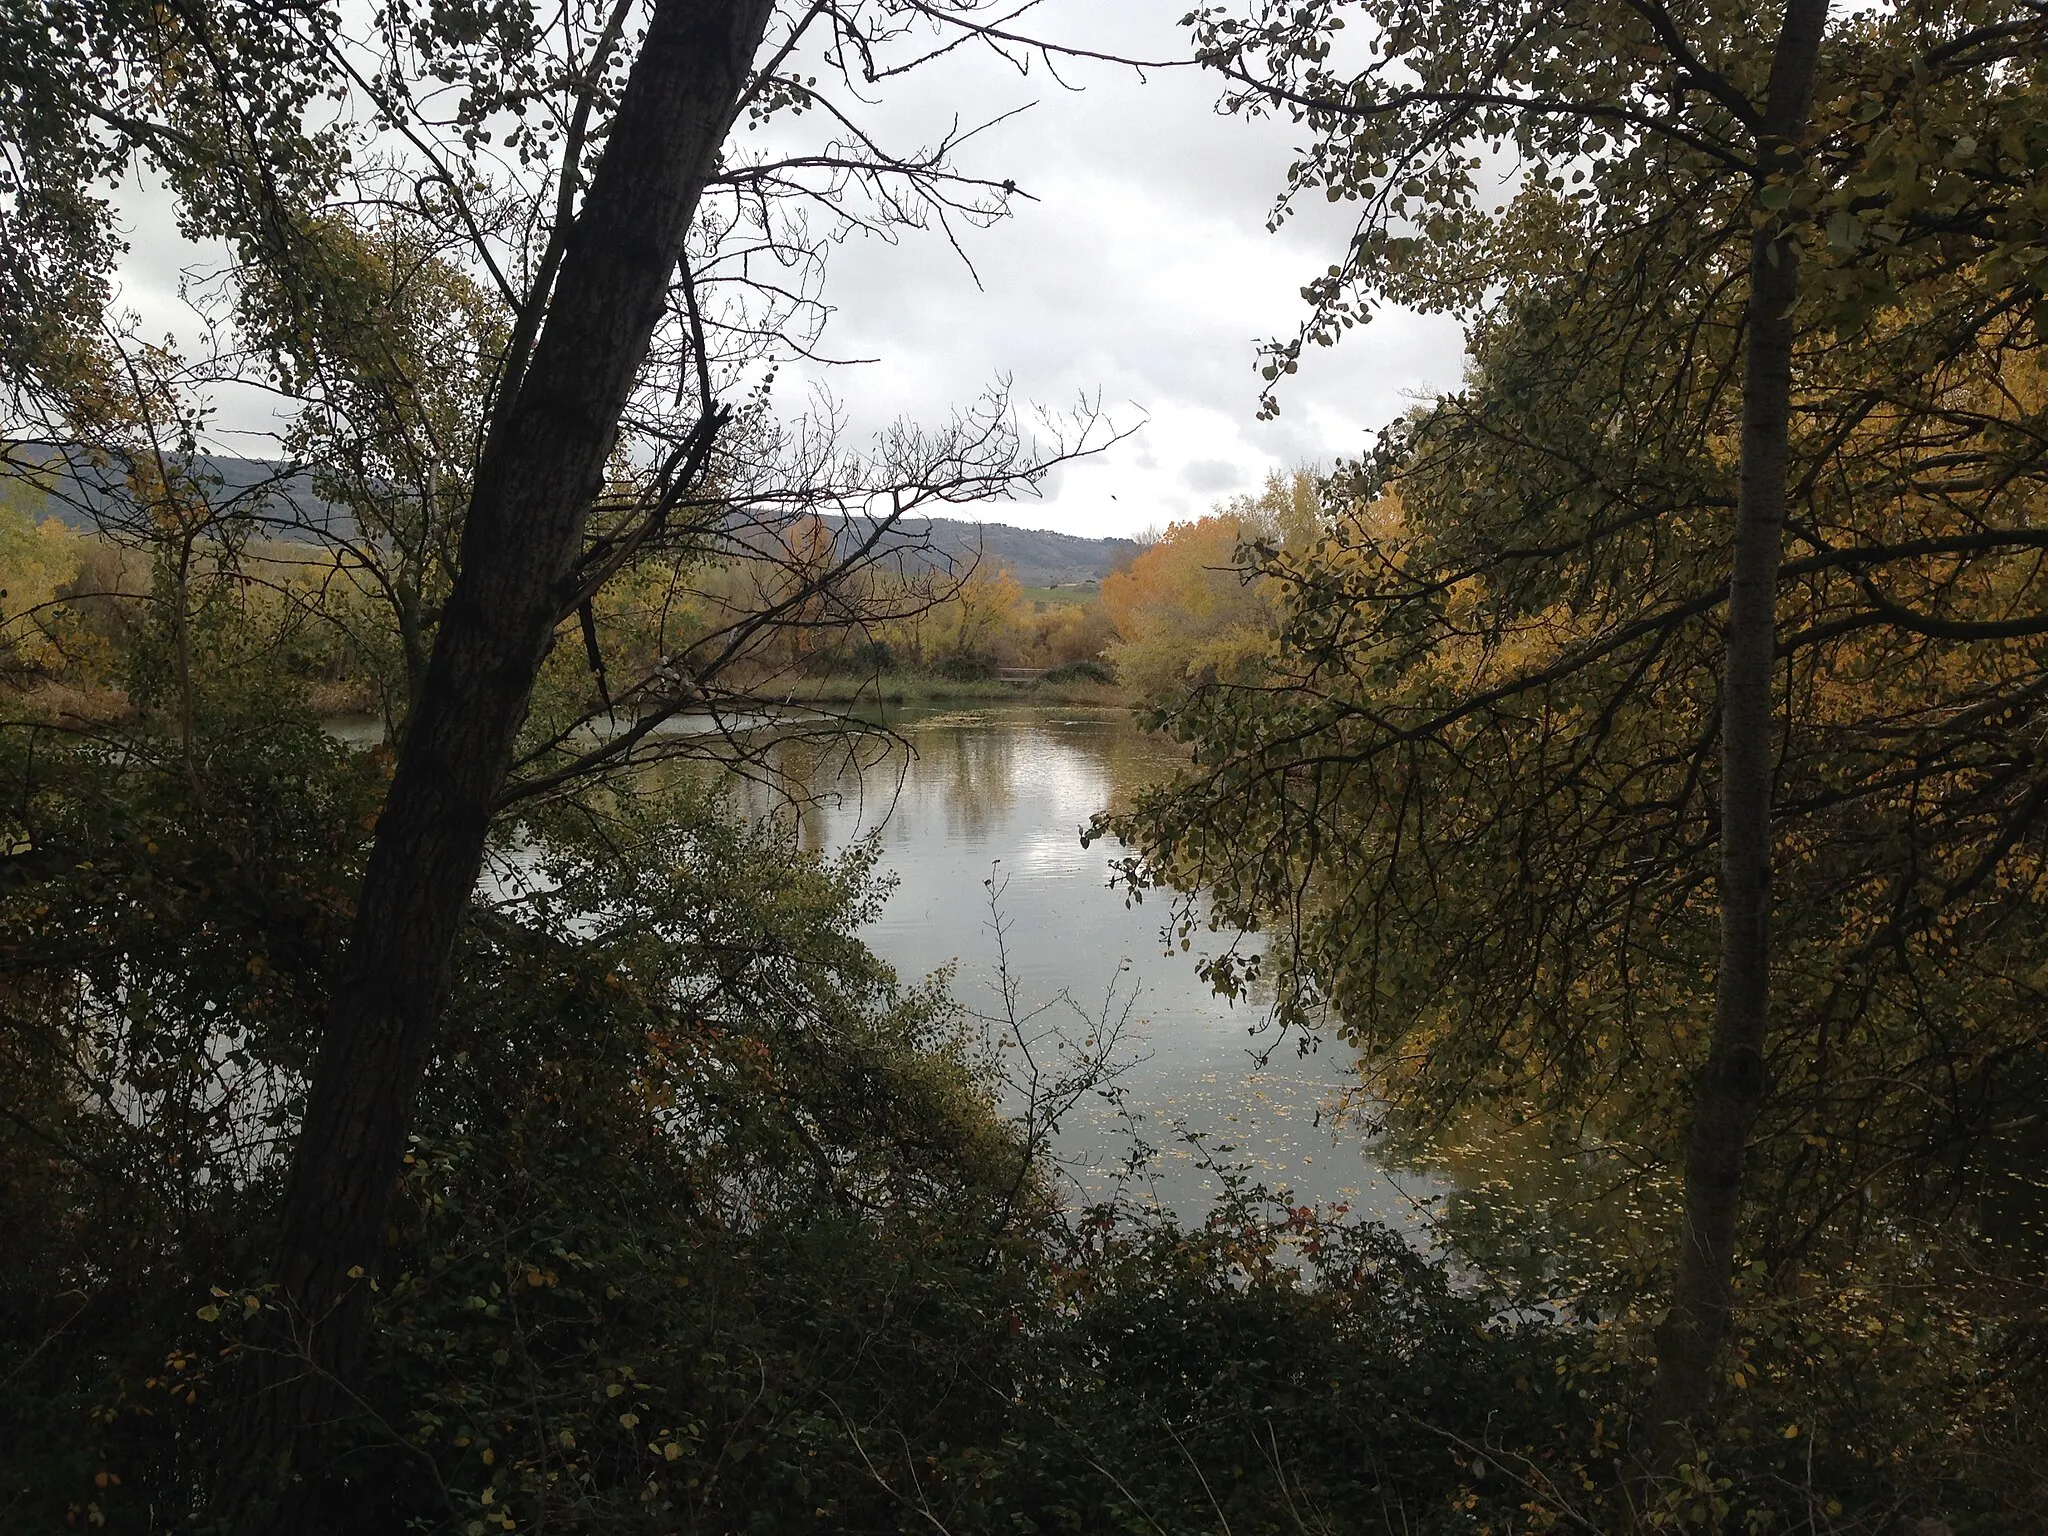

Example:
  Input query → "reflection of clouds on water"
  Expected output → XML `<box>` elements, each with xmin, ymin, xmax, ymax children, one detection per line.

<box><xmin>1015</xmin><ymin>827</ymin><xmax>1095</xmax><ymax>877</ymax></box>
<box><xmin>772</xmin><ymin>703</ymin><xmax>1448</xmax><ymax>1228</ymax></box>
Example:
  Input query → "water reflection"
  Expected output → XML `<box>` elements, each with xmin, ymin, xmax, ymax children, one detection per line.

<box><xmin>748</xmin><ymin>705</ymin><xmax>1446</xmax><ymax>1224</ymax></box>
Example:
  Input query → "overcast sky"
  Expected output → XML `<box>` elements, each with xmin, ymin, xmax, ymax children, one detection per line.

<box><xmin>106</xmin><ymin>0</ymin><xmax>1469</xmax><ymax>541</ymax></box>
<box><xmin>777</xmin><ymin>1</ymin><xmax>1469</xmax><ymax>539</ymax></box>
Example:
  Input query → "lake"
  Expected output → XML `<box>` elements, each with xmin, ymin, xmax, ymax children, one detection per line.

<box><xmin>751</xmin><ymin>704</ymin><xmax>1444</xmax><ymax>1224</ymax></box>
<box><xmin>335</xmin><ymin>701</ymin><xmax>1446</xmax><ymax>1224</ymax></box>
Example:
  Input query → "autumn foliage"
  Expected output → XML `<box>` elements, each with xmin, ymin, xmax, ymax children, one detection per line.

<box><xmin>1101</xmin><ymin>471</ymin><xmax>1320</xmax><ymax>700</ymax></box>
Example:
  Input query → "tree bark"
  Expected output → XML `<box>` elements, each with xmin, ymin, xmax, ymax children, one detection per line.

<box><xmin>1646</xmin><ymin>0</ymin><xmax>1830</xmax><ymax>1472</ymax></box>
<box><xmin>218</xmin><ymin>1</ymin><xmax>775</xmax><ymax>1526</ymax></box>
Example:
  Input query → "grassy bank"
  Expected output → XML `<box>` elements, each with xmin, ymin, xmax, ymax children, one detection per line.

<box><xmin>6</xmin><ymin>673</ymin><xmax>1126</xmax><ymax>730</ymax></box>
<box><xmin>775</xmin><ymin>669</ymin><xmax>1128</xmax><ymax>709</ymax></box>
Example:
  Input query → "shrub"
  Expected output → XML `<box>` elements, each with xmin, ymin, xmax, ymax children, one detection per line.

<box><xmin>1040</xmin><ymin>657</ymin><xmax>1115</xmax><ymax>686</ymax></box>
<box><xmin>936</xmin><ymin>651</ymin><xmax>997</xmax><ymax>681</ymax></box>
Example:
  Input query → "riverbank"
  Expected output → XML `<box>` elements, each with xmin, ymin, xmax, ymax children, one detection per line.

<box><xmin>6</xmin><ymin>677</ymin><xmax>375</xmax><ymax>725</ymax></box>
<box><xmin>774</xmin><ymin>671</ymin><xmax>1128</xmax><ymax>709</ymax></box>
<box><xmin>3</xmin><ymin>670</ymin><xmax>1126</xmax><ymax>729</ymax></box>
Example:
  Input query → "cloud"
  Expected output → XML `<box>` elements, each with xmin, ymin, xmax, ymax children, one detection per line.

<box><xmin>1180</xmin><ymin>459</ymin><xmax>1246</xmax><ymax>494</ymax></box>
<box><xmin>767</xmin><ymin>0</ymin><xmax>1468</xmax><ymax>537</ymax></box>
<box><xmin>97</xmin><ymin>0</ymin><xmax>1471</xmax><ymax>539</ymax></box>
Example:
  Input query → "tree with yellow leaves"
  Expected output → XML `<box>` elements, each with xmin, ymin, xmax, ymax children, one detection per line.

<box><xmin>0</xmin><ymin>480</ymin><xmax>83</xmax><ymax>676</ymax></box>
<box><xmin>1116</xmin><ymin>0</ymin><xmax>2048</xmax><ymax>1494</ymax></box>
<box><xmin>1102</xmin><ymin>470</ymin><xmax>1320</xmax><ymax>701</ymax></box>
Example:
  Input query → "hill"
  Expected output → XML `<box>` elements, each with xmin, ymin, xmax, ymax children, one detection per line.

<box><xmin>3</xmin><ymin>443</ymin><xmax>1135</xmax><ymax>588</ymax></box>
<box><xmin>839</xmin><ymin>516</ymin><xmax>1134</xmax><ymax>589</ymax></box>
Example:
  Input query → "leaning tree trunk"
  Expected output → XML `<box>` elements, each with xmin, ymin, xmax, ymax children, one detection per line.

<box><xmin>219</xmin><ymin>1</ymin><xmax>775</xmax><ymax>1527</ymax></box>
<box><xmin>1646</xmin><ymin>0</ymin><xmax>1830</xmax><ymax>1473</ymax></box>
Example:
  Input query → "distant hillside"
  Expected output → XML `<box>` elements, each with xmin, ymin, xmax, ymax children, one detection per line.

<box><xmin>4</xmin><ymin>443</ymin><xmax>1136</xmax><ymax>587</ymax></box>
<box><xmin>4</xmin><ymin>443</ymin><xmax>357</xmax><ymax>540</ymax></box>
<box><xmin>842</xmin><ymin>516</ymin><xmax>1135</xmax><ymax>589</ymax></box>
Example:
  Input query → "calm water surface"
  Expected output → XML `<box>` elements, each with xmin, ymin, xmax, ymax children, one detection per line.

<box><xmin>336</xmin><ymin>703</ymin><xmax>1446</xmax><ymax>1223</ymax></box>
<box><xmin>766</xmin><ymin>704</ymin><xmax>1444</xmax><ymax>1223</ymax></box>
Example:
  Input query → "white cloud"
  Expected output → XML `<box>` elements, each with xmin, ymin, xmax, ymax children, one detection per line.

<box><xmin>1180</xmin><ymin>459</ymin><xmax>1247</xmax><ymax>494</ymax></box>
<box><xmin>94</xmin><ymin>0</ymin><xmax>1470</xmax><ymax>537</ymax></box>
<box><xmin>770</xmin><ymin>0</ymin><xmax>1468</xmax><ymax>537</ymax></box>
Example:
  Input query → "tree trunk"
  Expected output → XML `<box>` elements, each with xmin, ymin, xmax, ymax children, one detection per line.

<box><xmin>1646</xmin><ymin>0</ymin><xmax>1830</xmax><ymax>1472</ymax></box>
<box><xmin>219</xmin><ymin>1</ymin><xmax>775</xmax><ymax>1526</ymax></box>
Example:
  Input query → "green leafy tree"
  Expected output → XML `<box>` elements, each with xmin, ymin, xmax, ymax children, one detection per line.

<box><xmin>1116</xmin><ymin>0</ymin><xmax>2048</xmax><ymax>1473</ymax></box>
<box><xmin>5</xmin><ymin>1</ymin><xmax>1108</xmax><ymax>1515</ymax></box>
<box><xmin>0</xmin><ymin>0</ymin><xmax>345</xmax><ymax>425</ymax></box>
